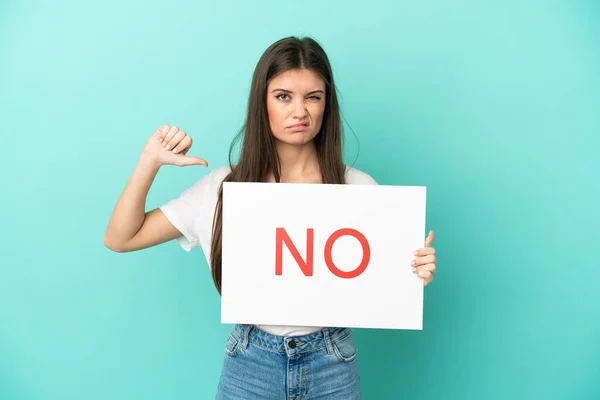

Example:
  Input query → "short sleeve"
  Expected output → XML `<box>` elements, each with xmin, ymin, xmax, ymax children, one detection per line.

<box><xmin>158</xmin><ymin>167</ymin><xmax>230</xmax><ymax>252</ymax></box>
<box><xmin>159</xmin><ymin>180</ymin><xmax>207</xmax><ymax>251</ymax></box>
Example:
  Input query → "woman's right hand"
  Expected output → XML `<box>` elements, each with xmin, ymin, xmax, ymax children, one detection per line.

<box><xmin>141</xmin><ymin>124</ymin><xmax>208</xmax><ymax>168</ymax></box>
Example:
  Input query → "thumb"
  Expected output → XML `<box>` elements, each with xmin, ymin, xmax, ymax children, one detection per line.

<box><xmin>177</xmin><ymin>155</ymin><xmax>208</xmax><ymax>167</ymax></box>
<box><xmin>425</xmin><ymin>230</ymin><xmax>434</xmax><ymax>247</ymax></box>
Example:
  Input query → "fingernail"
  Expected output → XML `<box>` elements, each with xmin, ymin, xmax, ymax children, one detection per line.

<box><xmin>165</xmin><ymin>144</ymin><xmax>171</xmax><ymax>150</ymax></box>
<box><xmin>172</xmin><ymin>148</ymin><xmax>179</xmax><ymax>153</ymax></box>
<box><xmin>412</xmin><ymin>268</ymin><xmax>417</xmax><ymax>273</ymax></box>
<box><xmin>410</xmin><ymin>260</ymin><xmax>416</xmax><ymax>266</ymax></box>
<box><xmin>414</xmin><ymin>250</ymin><xmax>419</xmax><ymax>256</ymax></box>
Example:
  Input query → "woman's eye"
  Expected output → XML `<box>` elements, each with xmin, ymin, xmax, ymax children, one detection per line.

<box><xmin>276</xmin><ymin>94</ymin><xmax>290</xmax><ymax>101</ymax></box>
<box><xmin>308</xmin><ymin>96</ymin><xmax>322</xmax><ymax>101</ymax></box>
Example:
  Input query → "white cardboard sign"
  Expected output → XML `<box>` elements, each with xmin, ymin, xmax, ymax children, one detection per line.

<box><xmin>221</xmin><ymin>182</ymin><xmax>427</xmax><ymax>330</ymax></box>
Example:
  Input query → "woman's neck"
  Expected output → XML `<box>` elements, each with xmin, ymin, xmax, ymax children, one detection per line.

<box><xmin>267</xmin><ymin>140</ymin><xmax>322</xmax><ymax>183</ymax></box>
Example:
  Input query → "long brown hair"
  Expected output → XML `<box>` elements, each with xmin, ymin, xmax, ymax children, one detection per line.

<box><xmin>210</xmin><ymin>36</ymin><xmax>346</xmax><ymax>295</ymax></box>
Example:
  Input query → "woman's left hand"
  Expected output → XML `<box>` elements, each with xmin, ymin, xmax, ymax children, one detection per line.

<box><xmin>411</xmin><ymin>230</ymin><xmax>437</xmax><ymax>286</ymax></box>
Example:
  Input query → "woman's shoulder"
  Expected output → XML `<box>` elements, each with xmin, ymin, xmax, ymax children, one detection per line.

<box><xmin>344</xmin><ymin>165</ymin><xmax>378</xmax><ymax>185</ymax></box>
<box><xmin>209</xmin><ymin>165</ymin><xmax>233</xmax><ymax>181</ymax></box>
<box><xmin>195</xmin><ymin>165</ymin><xmax>231</xmax><ymax>187</ymax></box>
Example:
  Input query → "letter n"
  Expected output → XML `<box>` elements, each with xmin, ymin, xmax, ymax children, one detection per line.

<box><xmin>275</xmin><ymin>228</ymin><xmax>314</xmax><ymax>276</ymax></box>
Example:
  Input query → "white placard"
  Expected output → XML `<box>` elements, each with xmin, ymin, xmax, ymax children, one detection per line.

<box><xmin>221</xmin><ymin>182</ymin><xmax>426</xmax><ymax>330</ymax></box>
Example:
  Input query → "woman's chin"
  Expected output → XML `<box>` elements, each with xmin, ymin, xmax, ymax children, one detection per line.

<box><xmin>275</xmin><ymin>132</ymin><xmax>317</xmax><ymax>146</ymax></box>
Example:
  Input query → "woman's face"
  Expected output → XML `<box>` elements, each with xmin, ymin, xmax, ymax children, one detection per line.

<box><xmin>266</xmin><ymin>68</ymin><xmax>326</xmax><ymax>146</ymax></box>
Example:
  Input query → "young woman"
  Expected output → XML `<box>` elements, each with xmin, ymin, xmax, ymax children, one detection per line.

<box><xmin>104</xmin><ymin>36</ymin><xmax>437</xmax><ymax>399</ymax></box>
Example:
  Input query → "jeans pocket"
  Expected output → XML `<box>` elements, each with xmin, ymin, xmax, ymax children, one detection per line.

<box><xmin>332</xmin><ymin>331</ymin><xmax>358</xmax><ymax>363</ymax></box>
<box><xmin>225</xmin><ymin>334</ymin><xmax>240</xmax><ymax>357</ymax></box>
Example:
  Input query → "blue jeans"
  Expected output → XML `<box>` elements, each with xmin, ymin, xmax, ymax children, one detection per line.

<box><xmin>216</xmin><ymin>324</ymin><xmax>362</xmax><ymax>399</ymax></box>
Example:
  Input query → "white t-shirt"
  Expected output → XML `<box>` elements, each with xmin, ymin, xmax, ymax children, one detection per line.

<box><xmin>159</xmin><ymin>165</ymin><xmax>378</xmax><ymax>337</ymax></box>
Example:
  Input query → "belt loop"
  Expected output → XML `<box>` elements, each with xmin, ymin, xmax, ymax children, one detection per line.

<box><xmin>322</xmin><ymin>327</ymin><xmax>334</xmax><ymax>355</ymax></box>
<box><xmin>242</xmin><ymin>324</ymin><xmax>252</xmax><ymax>348</ymax></box>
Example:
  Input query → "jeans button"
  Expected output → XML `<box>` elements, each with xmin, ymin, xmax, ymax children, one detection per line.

<box><xmin>288</xmin><ymin>340</ymin><xmax>296</xmax><ymax>349</ymax></box>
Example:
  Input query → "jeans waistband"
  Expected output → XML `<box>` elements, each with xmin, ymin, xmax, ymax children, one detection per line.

<box><xmin>231</xmin><ymin>324</ymin><xmax>351</xmax><ymax>356</ymax></box>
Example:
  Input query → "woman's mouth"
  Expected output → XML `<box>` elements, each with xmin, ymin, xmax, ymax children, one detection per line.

<box><xmin>287</xmin><ymin>122</ymin><xmax>309</xmax><ymax>131</ymax></box>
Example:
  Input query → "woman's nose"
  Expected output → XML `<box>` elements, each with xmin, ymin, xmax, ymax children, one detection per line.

<box><xmin>292</xmin><ymin>98</ymin><xmax>308</xmax><ymax>117</ymax></box>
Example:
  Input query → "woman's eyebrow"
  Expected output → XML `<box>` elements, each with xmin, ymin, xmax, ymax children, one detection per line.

<box><xmin>271</xmin><ymin>88</ymin><xmax>325</xmax><ymax>94</ymax></box>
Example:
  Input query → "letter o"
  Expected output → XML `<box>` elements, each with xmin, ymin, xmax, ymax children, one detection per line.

<box><xmin>324</xmin><ymin>228</ymin><xmax>370</xmax><ymax>279</ymax></box>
